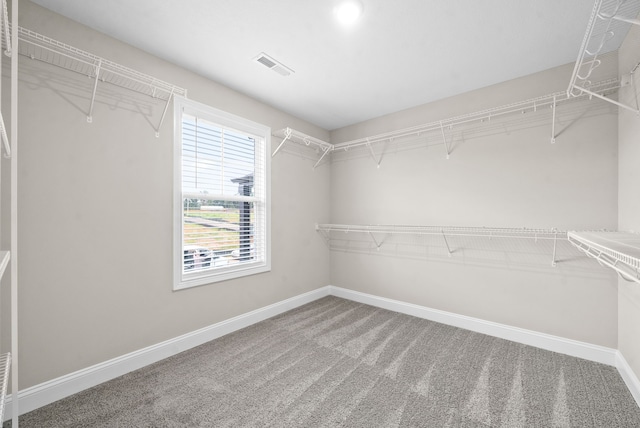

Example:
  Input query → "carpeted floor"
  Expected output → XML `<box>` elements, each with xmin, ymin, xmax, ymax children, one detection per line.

<box><xmin>20</xmin><ymin>296</ymin><xmax>640</xmax><ymax>427</ymax></box>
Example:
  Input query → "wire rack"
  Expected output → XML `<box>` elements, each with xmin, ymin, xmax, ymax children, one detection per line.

<box><xmin>568</xmin><ymin>231</ymin><xmax>640</xmax><ymax>283</ymax></box>
<box><xmin>317</xmin><ymin>224</ymin><xmax>566</xmax><ymax>267</ymax></box>
<box><xmin>273</xmin><ymin>79</ymin><xmax>620</xmax><ymax>167</ymax></box>
<box><xmin>0</xmin><ymin>352</ymin><xmax>10</xmax><ymax>423</ymax></box>
<box><xmin>15</xmin><ymin>26</ymin><xmax>187</xmax><ymax>134</ymax></box>
<box><xmin>568</xmin><ymin>0</ymin><xmax>640</xmax><ymax>113</ymax></box>
<box><xmin>0</xmin><ymin>0</ymin><xmax>10</xmax><ymax>158</ymax></box>
<box><xmin>272</xmin><ymin>127</ymin><xmax>335</xmax><ymax>168</ymax></box>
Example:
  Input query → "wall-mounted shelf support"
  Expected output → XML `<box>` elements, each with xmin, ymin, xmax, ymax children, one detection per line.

<box><xmin>0</xmin><ymin>111</ymin><xmax>10</xmax><ymax>158</ymax></box>
<box><xmin>439</xmin><ymin>121</ymin><xmax>452</xmax><ymax>159</ymax></box>
<box><xmin>568</xmin><ymin>231</ymin><xmax>640</xmax><ymax>283</ymax></box>
<box><xmin>367</xmin><ymin>231</ymin><xmax>386</xmax><ymax>250</ymax></box>
<box><xmin>314</xmin><ymin>146</ymin><xmax>332</xmax><ymax>169</ymax></box>
<box><xmin>552</xmin><ymin>231</ymin><xmax>559</xmax><ymax>267</ymax></box>
<box><xmin>568</xmin><ymin>0</ymin><xmax>640</xmax><ymax>114</ymax></box>
<box><xmin>272</xmin><ymin>127</ymin><xmax>292</xmax><ymax>157</ymax></box>
<box><xmin>550</xmin><ymin>95</ymin><xmax>557</xmax><ymax>144</ymax></box>
<box><xmin>272</xmin><ymin>128</ymin><xmax>334</xmax><ymax>168</ymax></box>
<box><xmin>155</xmin><ymin>87</ymin><xmax>175</xmax><ymax>138</ymax></box>
<box><xmin>441</xmin><ymin>229</ymin><xmax>452</xmax><ymax>256</ymax></box>
<box><xmin>366</xmin><ymin>139</ymin><xmax>383</xmax><ymax>168</ymax></box>
<box><xmin>87</xmin><ymin>59</ymin><xmax>101</xmax><ymax>123</ymax></box>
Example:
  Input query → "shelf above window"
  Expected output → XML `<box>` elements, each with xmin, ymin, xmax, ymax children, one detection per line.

<box><xmin>15</xmin><ymin>26</ymin><xmax>187</xmax><ymax>135</ymax></box>
<box><xmin>568</xmin><ymin>231</ymin><xmax>640</xmax><ymax>283</ymax></box>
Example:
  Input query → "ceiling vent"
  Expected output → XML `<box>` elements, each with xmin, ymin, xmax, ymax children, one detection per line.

<box><xmin>254</xmin><ymin>52</ymin><xmax>294</xmax><ymax>77</ymax></box>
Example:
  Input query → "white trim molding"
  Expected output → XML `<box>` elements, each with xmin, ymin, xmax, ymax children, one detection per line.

<box><xmin>6</xmin><ymin>285</ymin><xmax>635</xmax><ymax>420</ymax></box>
<box><xmin>3</xmin><ymin>286</ymin><xmax>331</xmax><ymax>420</ymax></box>
<box><xmin>616</xmin><ymin>351</ymin><xmax>640</xmax><ymax>407</ymax></box>
<box><xmin>329</xmin><ymin>286</ymin><xmax>618</xmax><ymax>367</ymax></box>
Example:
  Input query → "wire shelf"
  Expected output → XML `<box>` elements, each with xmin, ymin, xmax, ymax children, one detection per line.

<box><xmin>273</xmin><ymin>79</ymin><xmax>620</xmax><ymax>167</ymax></box>
<box><xmin>272</xmin><ymin>128</ymin><xmax>334</xmax><ymax>168</ymax></box>
<box><xmin>568</xmin><ymin>0</ymin><xmax>640</xmax><ymax>113</ymax></box>
<box><xmin>568</xmin><ymin>231</ymin><xmax>640</xmax><ymax>283</ymax></box>
<box><xmin>14</xmin><ymin>26</ymin><xmax>187</xmax><ymax>133</ymax></box>
<box><xmin>317</xmin><ymin>224</ymin><xmax>565</xmax><ymax>240</ymax></box>
<box><xmin>0</xmin><ymin>251</ymin><xmax>9</xmax><ymax>282</ymax></box>
<box><xmin>0</xmin><ymin>352</ymin><xmax>10</xmax><ymax>423</ymax></box>
<box><xmin>317</xmin><ymin>223</ymin><xmax>566</xmax><ymax>267</ymax></box>
<box><xmin>17</xmin><ymin>26</ymin><xmax>186</xmax><ymax>100</ymax></box>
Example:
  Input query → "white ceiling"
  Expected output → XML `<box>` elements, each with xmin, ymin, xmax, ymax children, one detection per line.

<box><xmin>31</xmin><ymin>0</ymin><xmax>597</xmax><ymax>130</ymax></box>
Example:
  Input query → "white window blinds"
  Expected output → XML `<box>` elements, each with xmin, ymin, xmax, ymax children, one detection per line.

<box><xmin>174</xmin><ymin>97</ymin><xmax>270</xmax><ymax>289</ymax></box>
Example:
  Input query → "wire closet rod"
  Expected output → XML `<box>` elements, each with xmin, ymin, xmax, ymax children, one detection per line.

<box><xmin>317</xmin><ymin>224</ymin><xmax>566</xmax><ymax>267</ymax></box>
<box><xmin>316</xmin><ymin>224</ymin><xmax>566</xmax><ymax>240</ymax></box>
<box><xmin>15</xmin><ymin>26</ymin><xmax>188</xmax><ymax>135</ymax></box>
<box><xmin>568</xmin><ymin>231</ymin><xmax>640</xmax><ymax>283</ymax></box>
<box><xmin>332</xmin><ymin>79</ymin><xmax>619</xmax><ymax>151</ymax></box>
<box><xmin>16</xmin><ymin>26</ymin><xmax>187</xmax><ymax>98</ymax></box>
<box><xmin>274</xmin><ymin>78</ymin><xmax>619</xmax><ymax>163</ymax></box>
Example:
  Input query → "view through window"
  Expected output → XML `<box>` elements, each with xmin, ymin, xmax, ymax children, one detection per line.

<box><xmin>174</xmin><ymin>98</ymin><xmax>270</xmax><ymax>289</ymax></box>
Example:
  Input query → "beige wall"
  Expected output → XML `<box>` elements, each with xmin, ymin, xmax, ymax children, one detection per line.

<box><xmin>618</xmin><ymin>22</ymin><xmax>640</xmax><ymax>382</ymax></box>
<box><xmin>329</xmin><ymin>63</ymin><xmax>619</xmax><ymax>347</ymax></box>
<box><xmin>5</xmin><ymin>2</ymin><xmax>331</xmax><ymax>389</ymax></box>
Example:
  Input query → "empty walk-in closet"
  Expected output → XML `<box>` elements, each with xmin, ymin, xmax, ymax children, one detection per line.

<box><xmin>1</xmin><ymin>0</ymin><xmax>640</xmax><ymax>426</ymax></box>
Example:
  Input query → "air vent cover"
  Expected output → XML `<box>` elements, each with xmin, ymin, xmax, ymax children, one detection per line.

<box><xmin>254</xmin><ymin>52</ymin><xmax>294</xmax><ymax>77</ymax></box>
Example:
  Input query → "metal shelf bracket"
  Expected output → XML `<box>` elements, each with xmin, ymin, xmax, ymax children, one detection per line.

<box><xmin>87</xmin><ymin>60</ymin><xmax>102</xmax><ymax>123</ymax></box>
<box><xmin>439</xmin><ymin>121</ymin><xmax>452</xmax><ymax>159</ymax></box>
<box><xmin>568</xmin><ymin>231</ymin><xmax>640</xmax><ymax>283</ymax></box>
<box><xmin>550</xmin><ymin>95</ymin><xmax>557</xmax><ymax>144</ymax></box>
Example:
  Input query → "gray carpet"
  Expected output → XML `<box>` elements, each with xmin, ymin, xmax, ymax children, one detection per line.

<box><xmin>20</xmin><ymin>296</ymin><xmax>640</xmax><ymax>427</ymax></box>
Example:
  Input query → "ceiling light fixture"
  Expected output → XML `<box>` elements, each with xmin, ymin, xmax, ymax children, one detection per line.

<box><xmin>334</xmin><ymin>0</ymin><xmax>364</xmax><ymax>25</ymax></box>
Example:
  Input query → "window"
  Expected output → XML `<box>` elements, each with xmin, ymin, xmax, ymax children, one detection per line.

<box><xmin>174</xmin><ymin>97</ymin><xmax>270</xmax><ymax>290</ymax></box>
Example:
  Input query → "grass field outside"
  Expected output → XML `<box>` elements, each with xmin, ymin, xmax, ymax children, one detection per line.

<box><xmin>184</xmin><ymin>210</ymin><xmax>240</xmax><ymax>223</ymax></box>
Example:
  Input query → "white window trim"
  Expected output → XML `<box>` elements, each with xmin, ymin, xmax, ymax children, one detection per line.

<box><xmin>173</xmin><ymin>96</ymin><xmax>271</xmax><ymax>290</ymax></box>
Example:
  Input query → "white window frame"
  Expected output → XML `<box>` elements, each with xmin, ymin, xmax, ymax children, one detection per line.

<box><xmin>173</xmin><ymin>96</ymin><xmax>271</xmax><ymax>290</ymax></box>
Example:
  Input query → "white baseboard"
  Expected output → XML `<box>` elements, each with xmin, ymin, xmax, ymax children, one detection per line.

<box><xmin>328</xmin><ymin>285</ymin><xmax>618</xmax><ymax>366</ymax></box>
<box><xmin>4</xmin><ymin>286</ymin><xmax>331</xmax><ymax>420</ymax></box>
<box><xmin>616</xmin><ymin>351</ymin><xmax>640</xmax><ymax>407</ymax></box>
<box><xmin>5</xmin><ymin>284</ymin><xmax>632</xmax><ymax>420</ymax></box>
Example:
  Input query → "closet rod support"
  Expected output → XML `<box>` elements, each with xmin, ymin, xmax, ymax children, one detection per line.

<box><xmin>87</xmin><ymin>60</ymin><xmax>102</xmax><ymax>123</ymax></box>
<box><xmin>366</xmin><ymin>140</ymin><xmax>381</xmax><ymax>168</ymax></box>
<box><xmin>368</xmin><ymin>232</ymin><xmax>384</xmax><ymax>250</ymax></box>
<box><xmin>272</xmin><ymin>128</ymin><xmax>292</xmax><ymax>157</ymax></box>
<box><xmin>313</xmin><ymin>146</ymin><xmax>331</xmax><ymax>169</ymax></box>
<box><xmin>0</xmin><ymin>112</ymin><xmax>10</xmax><ymax>158</ymax></box>
<box><xmin>550</xmin><ymin>95</ymin><xmax>557</xmax><ymax>144</ymax></box>
<box><xmin>440</xmin><ymin>121</ymin><xmax>451</xmax><ymax>159</ymax></box>
<box><xmin>551</xmin><ymin>232</ymin><xmax>558</xmax><ymax>267</ymax></box>
<box><xmin>441</xmin><ymin>230</ymin><xmax>452</xmax><ymax>257</ymax></box>
<box><xmin>599</xmin><ymin>13</ymin><xmax>640</xmax><ymax>27</ymax></box>
<box><xmin>154</xmin><ymin>88</ymin><xmax>175</xmax><ymax>138</ymax></box>
<box><xmin>573</xmin><ymin>85</ymin><xmax>640</xmax><ymax>114</ymax></box>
